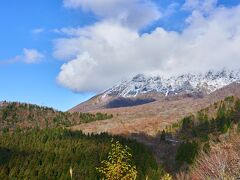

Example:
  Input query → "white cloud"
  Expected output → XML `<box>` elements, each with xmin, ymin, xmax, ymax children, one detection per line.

<box><xmin>163</xmin><ymin>3</ymin><xmax>180</xmax><ymax>18</ymax></box>
<box><xmin>63</xmin><ymin>0</ymin><xmax>161</xmax><ymax>29</ymax></box>
<box><xmin>16</xmin><ymin>48</ymin><xmax>44</xmax><ymax>64</ymax></box>
<box><xmin>182</xmin><ymin>0</ymin><xmax>217</xmax><ymax>13</ymax></box>
<box><xmin>53</xmin><ymin>21</ymin><xmax>138</xmax><ymax>60</ymax></box>
<box><xmin>57</xmin><ymin>52</ymin><xmax>99</xmax><ymax>92</ymax></box>
<box><xmin>55</xmin><ymin>4</ymin><xmax>240</xmax><ymax>93</ymax></box>
<box><xmin>22</xmin><ymin>48</ymin><xmax>44</xmax><ymax>64</ymax></box>
<box><xmin>0</xmin><ymin>49</ymin><xmax>44</xmax><ymax>65</ymax></box>
<box><xmin>32</xmin><ymin>28</ymin><xmax>45</xmax><ymax>34</ymax></box>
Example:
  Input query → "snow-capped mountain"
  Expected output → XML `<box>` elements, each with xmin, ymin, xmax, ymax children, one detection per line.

<box><xmin>103</xmin><ymin>69</ymin><xmax>240</xmax><ymax>97</ymax></box>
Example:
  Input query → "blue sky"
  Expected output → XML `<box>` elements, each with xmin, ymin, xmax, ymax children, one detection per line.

<box><xmin>0</xmin><ymin>0</ymin><xmax>95</xmax><ymax>111</ymax></box>
<box><xmin>0</xmin><ymin>0</ymin><xmax>240</xmax><ymax>111</ymax></box>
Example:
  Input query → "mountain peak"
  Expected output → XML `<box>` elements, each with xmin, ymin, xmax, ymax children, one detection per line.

<box><xmin>131</xmin><ymin>74</ymin><xmax>148</xmax><ymax>83</ymax></box>
<box><xmin>103</xmin><ymin>69</ymin><xmax>240</xmax><ymax>97</ymax></box>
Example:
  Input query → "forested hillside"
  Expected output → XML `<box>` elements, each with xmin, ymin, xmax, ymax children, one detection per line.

<box><xmin>0</xmin><ymin>128</ymin><xmax>163</xmax><ymax>179</ymax></box>
<box><xmin>1</xmin><ymin>96</ymin><xmax>240</xmax><ymax>179</ymax></box>
<box><xmin>0</xmin><ymin>102</ymin><xmax>167</xmax><ymax>179</ymax></box>
<box><xmin>0</xmin><ymin>102</ymin><xmax>113</xmax><ymax>132</ymax></box>
<box><xmin>160</xmin><ymin>96</ymin><xmax>240</xmax><ymax>178</ymax></box>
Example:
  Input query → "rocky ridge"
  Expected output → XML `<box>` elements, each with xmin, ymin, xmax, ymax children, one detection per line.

<box><xmin>103</xmin><ymin>69</ymin><xmax>240</xmax><ymax>97</ymax></box>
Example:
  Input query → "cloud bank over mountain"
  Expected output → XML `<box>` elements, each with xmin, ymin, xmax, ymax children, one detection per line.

<box><xmin>55</xmin><ymin>0</ymin><xmax>240</xmax><ymax>93</ymax></box>
<box><xmin>63</xmin><ymin>0</ymin><xmax>161</xmax><ymax>29</ymax></box>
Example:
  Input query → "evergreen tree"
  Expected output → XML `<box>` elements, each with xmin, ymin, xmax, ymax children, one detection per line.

<box><xmin>160</xmin><ymin>130</ymin><xmax>166</xmax><ymax>141</ymax></box>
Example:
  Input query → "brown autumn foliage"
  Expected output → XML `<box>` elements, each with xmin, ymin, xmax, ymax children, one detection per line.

<box><xmin>71</xmin><ymin>83</ymin><xmax>240</xmax><ymax>136</ymax></box>
<box><xmin>190</xmin><ymin>135</ymin><xmax>240</xmax><ymax>179</ymax></box>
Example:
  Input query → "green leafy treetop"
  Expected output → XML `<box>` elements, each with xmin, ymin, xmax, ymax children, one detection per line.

<box><xmin>97</xmin><ymin>140</ymin><xmax>137</xmax><ymax>180</ymax></box>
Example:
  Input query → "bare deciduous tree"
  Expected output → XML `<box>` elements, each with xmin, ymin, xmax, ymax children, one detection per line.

<box><xmin>191</xmin><ymin>136</ymin><xmax>240</xmax><ymax>179</ymax></box>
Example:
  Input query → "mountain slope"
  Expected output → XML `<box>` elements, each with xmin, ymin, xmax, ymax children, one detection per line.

<box><xmin>104</xmin><ymin>69</ymin><xmax>240</xmax><ymax>97</ymax></box>
<box><xmin>70</xmin><ymin>82</ymin><xmax>240</xmax><ymax>136</ymax></box>
<box><xmin>70</xmin><ymin>69</ymin><xmax>240</xmax><ymax>112</ymax></box>
<box><xmin>69</xmin><ymin>69</ymin><xmax>240</xmax><ymax>136</ymax></box>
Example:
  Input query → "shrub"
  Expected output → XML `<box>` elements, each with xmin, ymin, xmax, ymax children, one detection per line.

<box><xmin>176</xmin><ymin>141</ymin><xmax>199</xmax><ymax>165</ymax></box>
<box><xmin>160</xmin><ymin>130</ymin><xmax>166</xmax><ymax>141</ymax></box>
<box><xmin>181</xmin><ymin>116</ymin><xmax>194</xmax><ymax>130</ymax></box>
<box><xmin>237</xmin><ymin>122</ymin><xmax>240</xmax><ymax>133</ymax></box>
<box><xmin>191</xmin><ymin>136</ymin><xmax>240</xmax><ymax>179</ymax></box>
<box><xmin>96</xmin><ymin>140</ymin><xmax>137</xmax><ymax>180</ymax></box>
